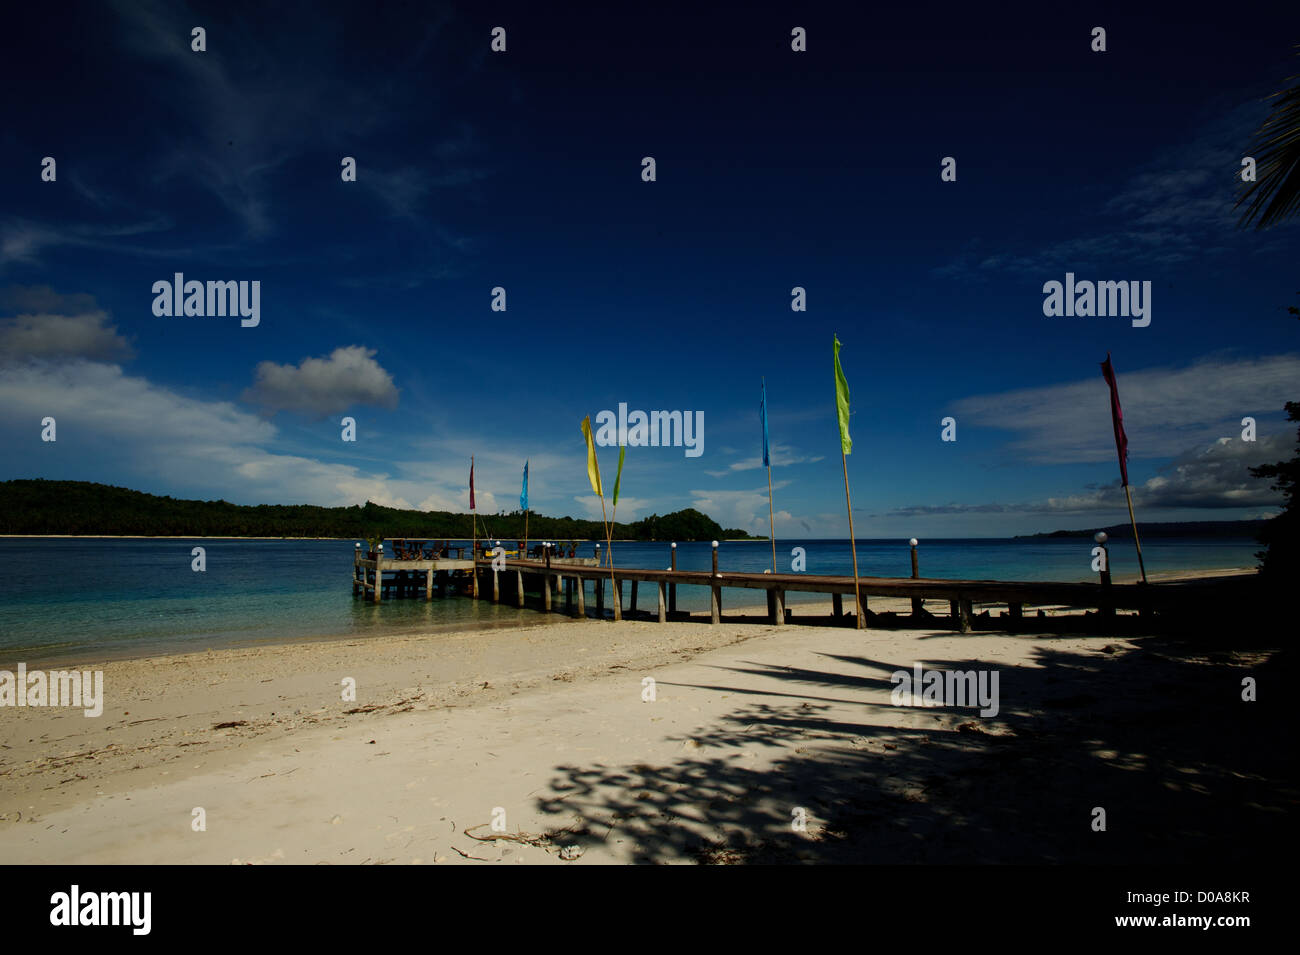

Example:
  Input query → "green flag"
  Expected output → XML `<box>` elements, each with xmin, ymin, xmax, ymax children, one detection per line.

<box><xmin>612</xmin><ymin>445</ymin><xmax>626</xmax><ymax>506</ymax></box>
<box><xmin>580</xmin><ymin>416</ymin><xmax>602</xmax><ymax>497</ymax></box>
<box><xmin>833</xmin><ymin>335</ymin><xmax>852</xmax><ymax>455</ymax></box>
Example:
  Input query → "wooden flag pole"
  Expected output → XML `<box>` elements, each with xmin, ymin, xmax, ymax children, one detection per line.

<box><xmin>470</xmin><ymin>456</ymin><xmax>478</xmax><ymax>598</ymax></box>
<box><xmin>841</xmin><ymin>449</ymin><xmax>864</xmax><ymax>629</ymax></box>
<box><xmin>766</xmin><ymin>462</ymin><xmax>777</xmax><ymax>573</ymax></box>
<box><xmin>599</xmin><ymin>492</ymin><xmax>620</xmax><ymax>620</ymax></box>
<box><xmin>608</xmin><ymin>499</ymin><xmax>618</xmax><ymax>568</ymax></box>
<box><xmin>523</xmin><ymin>509</ymin><xmax>529</xmax><ymax>558</ymax></box>
<box><xmin>762</xmin><ymin>377</ymin><xmax>776</xmax><ymax>572</ymax></box>
<box><xmin>1123</xmin><ymin>484</ymin><xmax>1148</xmax><ymax>584</ymax></box>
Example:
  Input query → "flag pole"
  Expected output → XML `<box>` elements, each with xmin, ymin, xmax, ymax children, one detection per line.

<box><xmin>521</xmin><ymin>461</ymin><xmax>529</xmax><ymax>559</ymax></box>
<box><xmin>841</xmin><ymin>448</ymin><xmax>863</xmax><ymax>629</ymax></box>
<box><xmin>1123</xmin><ymin>484</ymin><xmax>1148</xmax><ymax>584</ymax></box>
<box><xmin>1101</xmin><ymin>352</ymin><xmax>1148</xmax><ymax>586</ymax></box>
<box><xmin>470</xmin><ymin>455</ymin><xmax>478</xmax><ymax>597</ymax></box>
<box><xmin>833</xmin><ymin>335</ymin><xmax>863</xmax><ymax>629</ymax></box>
<box><xmin>762</xmin><ymin>377</ymin><xmax>776</xmax><ymax>573</ymax></box>
<box><xmin>766</xmin><ymin>463</ymin><xmax>777</xmax><ymax>573</ymax></box>
<box><xmin>607</xmin><ymin>506</ymin><xmax>617</xmax><ymax>568</ymax></box>
<box><xmin>580</xmin><ymin>415</ymin><xmax>618</xmax><ymax>619</ymax></box>
<box><xmin>607</xmin><ymin>499</ymin><xmax>616</xmax><ymax>568</ymax></box>
<box><xmin>608</xmin><ymin>445</ymin><xmax>625</xmax><ymax>570</ymax></box>
<box><xmin>600</xmin><ymin>491</ymin><xmax>619</xmax><ymax>620</ymax></box>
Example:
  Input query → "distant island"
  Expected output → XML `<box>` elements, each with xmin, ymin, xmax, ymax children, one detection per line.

<box><xmin>0</xmin><ymin>480</ymin><xmax>760</xmax><ymax>542</ymax></box>
<box><xmin>1018</xmin><ymin>519</ymin><xmax>1269</xmax><ymax>540</ymax></box>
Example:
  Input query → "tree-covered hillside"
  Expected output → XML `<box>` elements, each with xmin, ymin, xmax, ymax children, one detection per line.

<box><xmin>0</xmin><ymin>480</ymin><xmax>757</xmax><ymax>541</ymax></box>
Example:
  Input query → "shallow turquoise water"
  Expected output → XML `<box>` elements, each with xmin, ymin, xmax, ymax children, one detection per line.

<box><xmin>0</xmin><ymin>536</ymin><xmax>1259</xmax><ymax>661</ymax></box>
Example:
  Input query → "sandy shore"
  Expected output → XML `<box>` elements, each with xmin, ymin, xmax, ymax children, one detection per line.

<box><xmin>0</xmin><ymin>571</ymin><xmax>1290</xmax><ymax>864</ymax></box>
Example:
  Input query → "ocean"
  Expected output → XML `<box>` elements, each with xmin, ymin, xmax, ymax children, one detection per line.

<box><xmin>0</xmin><ymin>536</ymin><xmax>1260</xmax><ymax>662</ymax></box>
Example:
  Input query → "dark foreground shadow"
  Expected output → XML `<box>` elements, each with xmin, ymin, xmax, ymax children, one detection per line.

<box><xmin>532</xmin><ymin>620</ymin><xmax>1298</xmax><ymax>864</ymax></box>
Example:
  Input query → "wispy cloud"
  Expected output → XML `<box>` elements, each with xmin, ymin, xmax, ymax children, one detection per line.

<box><xmin>703</xmin><ymin>444</ymin><xmax>824</xmax><ymax>477</ymax></box>
<box><xmin>0</xmin><ymin>0</ymin><xmax>489</xmax><ymax>263</ymax></box>
<box><xmin>0</xmin><ymin>217</ymin><xmax>176</xmax><ymax>267</ymax></box>
<box><xmin>937</xmin><ymin>101</ymin><xmax>1296</xmax><ymax>279</ymax></box>
<box><xmin>951</xmin><ymin>354</ymin><xmax>1299</xmax><ymax>464</ymax></box>
<box><xmin>883</xmin><ymin>432</ymin><xmax>1287</xmax><ymax>517</ymax></box>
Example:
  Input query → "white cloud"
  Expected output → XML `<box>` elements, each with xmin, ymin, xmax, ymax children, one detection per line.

<box><xmin>690</xmin><ymin>483</ymin><xmax>793</xmax><ymax>534</ymax></box>
<box><xmin>0</xmin><ymin>359</ymin><xmax>275</xmax><ymax>467</ymax></box>
<box><xmin>0</xmin><ymin>359</ymin><xmax>482</xmax><ymax>512</ymax></box>
<box><xmin>572</xmin><ymin>494</ymin><xmax>652</xmax><ymax>522</ymax></box>
<box><xmin>243</xmin><ymin>346</ymin><xmax>399</xmax><ymax>417</ymax></box>
<box><xmin>0</xmin><ymin>289</ymin><xmax>133</xmax><ymax>362</ymax></box>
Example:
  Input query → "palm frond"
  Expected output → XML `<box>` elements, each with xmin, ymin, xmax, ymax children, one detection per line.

<box><xmin>1236</xmin><ymin>49</ymin><xmax>1300</xmax><ymax>230</ymax></box>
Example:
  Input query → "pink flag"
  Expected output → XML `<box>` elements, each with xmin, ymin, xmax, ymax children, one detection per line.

<box><xmin>1100</xmin><ymin>353</ymin><xmax>1129</xmax><ymax>486</ymax></box>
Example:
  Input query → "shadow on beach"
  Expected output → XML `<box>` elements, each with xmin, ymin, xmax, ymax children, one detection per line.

<box><xmin>532</xmin><ymin>608</ymin><xmax>1297</xmax><ymax>864</ymax></box>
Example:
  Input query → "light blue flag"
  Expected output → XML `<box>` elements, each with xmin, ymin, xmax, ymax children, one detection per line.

<box><xmin>520</xmin><ymin>460</ymin><xmax>529</xmax><ymax>511</ymax></box>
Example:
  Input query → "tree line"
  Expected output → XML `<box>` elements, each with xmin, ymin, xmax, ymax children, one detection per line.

<box><xmin>0</xmin><ymin>480</ymin><xmax>758</xmax><ymax>542</ymax></box>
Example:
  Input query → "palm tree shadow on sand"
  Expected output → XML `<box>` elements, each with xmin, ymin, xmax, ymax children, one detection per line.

<box><xmin>532</xmin><ymin>627</ymin><xmax>1297</xmax><ymax>864</ymax></box>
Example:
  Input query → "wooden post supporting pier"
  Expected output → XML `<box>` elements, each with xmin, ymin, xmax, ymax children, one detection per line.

<box><xmin>710</xmin><ymin>541</ymin><xmax>721</xmax><ymax>625</ymax></box>
<box><xmin>1096</xmin><ymin>532</ymin><xmax>1115</xmax><ymax>625</ymax></box>
<box><xmin>909</xmin><ymin>539</ymin><xmax>923</xmax><ymax>616</ymax></box>
<box><xmin>669</xmin><ymin>543</ymin><xmax>677</xmax><ymax>615</ymax></box>
<box><xmin>657</xmin><ymin>581</ymin><xmax>667</xmax><ymax>623</ymax></box>
<box><xmin>957</xmin><ymin>597</ymin><xmax>972</xmax><ymax>633</ymax></box>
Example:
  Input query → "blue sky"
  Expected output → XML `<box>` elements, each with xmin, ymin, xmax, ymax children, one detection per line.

<box><xmin>1</xmin><ymin>1</ymin><xmax>1298</xmax><ymax>537</ymax></box>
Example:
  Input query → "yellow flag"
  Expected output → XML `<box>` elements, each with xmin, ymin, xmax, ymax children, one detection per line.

<box><xmin>580</xmin><ymin>415</ymin><xmax>603</xmax><ymax>497</ymax></box>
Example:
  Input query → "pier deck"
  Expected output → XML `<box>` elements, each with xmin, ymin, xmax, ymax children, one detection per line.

<box><xmin>482</xmin><ymin>559</ymin><xmax>1167</xmax><ymax>631</ymax></box>
<box><xmin>353</xmin><ymin>546</ymin><xmax>1213</xmax><ymax>632</ymax></box>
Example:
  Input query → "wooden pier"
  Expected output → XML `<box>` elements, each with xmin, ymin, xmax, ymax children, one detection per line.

<box><xmin>352</xmin><ymin>541</ymin><xmax>597</xmax><ymax>603</ymax></box>
<box><xmin>352</xmin><ymin>542</ymin><xmax>1212</xmax><ymax>632</ymax></box>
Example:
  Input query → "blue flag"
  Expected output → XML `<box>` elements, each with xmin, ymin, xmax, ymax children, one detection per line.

<box><xmin>520</xmin><ymin>460</ymin><xmax>529</xmax><ymax>511</ymax></box>
<box><xmin>760</xmin><ymin>379</ymin><xmax>771</xmax><ymax>468</ymax></box>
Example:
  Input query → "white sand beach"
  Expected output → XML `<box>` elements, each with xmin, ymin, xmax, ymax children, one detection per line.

<box><xmin>0</xmin><ymin>577</ymin><xmax>1289</xmax><ymax>865</ymax></box>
